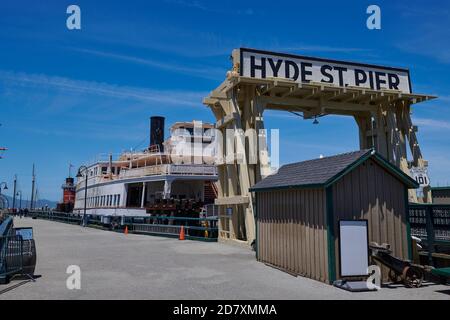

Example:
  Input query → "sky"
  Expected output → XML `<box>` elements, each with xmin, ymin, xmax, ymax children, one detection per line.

<box><xmin>0</xmin><ymin>0</ymin><xmax>449</xmax><ymax>202</ymax></box>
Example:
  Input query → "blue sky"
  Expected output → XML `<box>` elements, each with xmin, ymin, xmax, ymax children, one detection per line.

<box><xmin>0</xmin><ymin>0</ymin><xmax>449</xmax><ymax>201</ymax></box>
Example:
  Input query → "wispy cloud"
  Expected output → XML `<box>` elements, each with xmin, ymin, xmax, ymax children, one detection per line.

<box><xmin>394</xmin><ymin>3</ymin><xmax>450</xmax><ymax>64</ymax></box>
<box><xmin>164</xmin><ymin>0</ymin><xmax>254</xmax><ymax>15</ymax></box>
<box><xmin>70</xmin><ymin>48</ymin><xmax>226</xmax><ymax>80</ymax></box>
<box><xmin>278</xmin><ymin>45</ymin><xmax>370</xmax><ymax>54</ymax></box>
<box><xmin>413</xmin><ymin>117</ymin><xmax>450</xmax><ymax>130</ymax></box>
<box><xmin>0</xmin><ymin>70</ymin><xmax>207</xmax><ymax>107</ymax></box>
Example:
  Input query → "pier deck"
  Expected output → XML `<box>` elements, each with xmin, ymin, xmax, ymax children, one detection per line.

<box><xmin>1</xmin><ymin>218</ymin><xmax>449</xmax><ymax>300</ymax></box>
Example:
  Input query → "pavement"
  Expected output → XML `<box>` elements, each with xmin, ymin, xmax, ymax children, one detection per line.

<box><xmin>1</xmin><ymin>218</ymin><xmax>449</xmax><ymax>300</ymax></box>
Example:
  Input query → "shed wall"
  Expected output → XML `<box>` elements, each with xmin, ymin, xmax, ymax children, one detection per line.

<box><xmin>256</xmin><ymin>188</ymin><xmax>329</xmax><ymax>283</ymax></box>
<box><xmin>331</xmin><ymin>158</ymin><xmax>409</xmax><ymax>279</ymax></box>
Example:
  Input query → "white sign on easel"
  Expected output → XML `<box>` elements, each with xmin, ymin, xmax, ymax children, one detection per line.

<box><xmin>339</xmin><ymin>220</ymin><xmax>369</xmax><ymax>277</ymax></box>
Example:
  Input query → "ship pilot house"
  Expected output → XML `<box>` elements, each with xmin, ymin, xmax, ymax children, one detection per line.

<box><xmin>250</xmin><ymin>149</ymin><xmax>419</xmax><ymax>284</ymax></box>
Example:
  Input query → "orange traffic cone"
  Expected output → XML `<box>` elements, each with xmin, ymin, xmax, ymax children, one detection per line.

<box><xmin>124</xmin><ymin>226</ymin><xmax>128</xmax><ymax>235</ymax></box>
<box><xmin>179</xmin><ymin>225</ymin><xmax>185</xmax><ymax>240</ymax></box>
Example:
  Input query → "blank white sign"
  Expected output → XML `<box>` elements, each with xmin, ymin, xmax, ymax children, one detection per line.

<box><xmin>339</xmin><ymin>220</ymin><xmax>369</xmax><ymax>277</ymax></box>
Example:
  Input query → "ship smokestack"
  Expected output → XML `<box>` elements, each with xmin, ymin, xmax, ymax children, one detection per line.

<box><xmin>150</xmin><ymin>116</ymin><xmax>165</xmax><ymax>152</ymax></box>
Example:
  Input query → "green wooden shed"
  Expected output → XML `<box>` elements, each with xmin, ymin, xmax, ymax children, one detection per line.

<box><xmin>250</xmin><ymin>149</ymin><xmax>419</xmax><ymax>284</ymax></box>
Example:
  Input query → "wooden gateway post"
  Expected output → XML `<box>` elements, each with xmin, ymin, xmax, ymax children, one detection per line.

<box><xmin>203</xmin><ymin>48</ymin><xmax>436</xmax><ymax>246</ymax></box>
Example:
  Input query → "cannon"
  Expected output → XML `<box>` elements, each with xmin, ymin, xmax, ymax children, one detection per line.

<box><xmin>369</xmin><ymin>242</ymin><xmax>428</xmax><ymax>288</ymax></box>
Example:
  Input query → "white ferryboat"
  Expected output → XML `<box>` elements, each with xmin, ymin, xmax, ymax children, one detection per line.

<box><xmin>73</xmin><ymin>117</ymin><xmax>218</xmax><ymax>218</ymax></box>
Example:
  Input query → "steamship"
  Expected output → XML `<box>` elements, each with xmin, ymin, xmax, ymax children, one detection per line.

<box><xmin>73</xmin><ymin>117</ymin><xmax>218</xmax><ymax>218</ymax></box>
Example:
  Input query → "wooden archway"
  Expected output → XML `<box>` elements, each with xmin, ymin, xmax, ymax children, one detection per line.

<box><xmin>203</xmin><ymin>48</ymin><xmax>436</xmax><ymax>246</ymax></box>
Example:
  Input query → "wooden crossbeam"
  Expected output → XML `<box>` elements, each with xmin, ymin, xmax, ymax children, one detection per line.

<box><xmin>215</xmin><ymin>195</ymin><xmax>250</xmax><ymax>206</ymax></box>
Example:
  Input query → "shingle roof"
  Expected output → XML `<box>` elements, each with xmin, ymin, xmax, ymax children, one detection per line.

<box><xmin>250</xmin><ymin>149</ymin><xmax>418</xmax><ymax>191</ymax></box>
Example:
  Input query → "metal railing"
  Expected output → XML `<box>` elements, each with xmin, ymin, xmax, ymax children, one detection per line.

<box><xmin>125</xmin><ymin>216</ymin><xmax>218</xmax><ymax>241</ymax></box>
<box><xmin>409</xmin><ymin>203</ymin><xmax>450</xmax><ymax>266</ymax></box>
<box><xmin>32</xmin><ymin>211</ymin><xmax>82</xmax><ymax>224</ymax></box>
<box><xmin>409</xmin><ymin>204</ymin><xmax>450</xmax><ymax>242</ymax></box>
<box><xmin>0</xmin><ymin>235</ymin><xmax>23</xmax><ymax>281</ymax></box>
<box><xmin>0</xmin><ymin>216</ymin><xmax>13</xmax><ymax>237</ymax></box>
<box><xmin>30</xmin><ymin>210</ymin><xmax>218</xmax><ymax>241</ymax></box>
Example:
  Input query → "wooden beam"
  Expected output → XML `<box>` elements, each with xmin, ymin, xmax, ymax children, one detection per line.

<box><xmin>215</xmin><ymin>112</ymin><xmax>238</xmax><ymax>129</ymax></box>
<box><xmin>214</xmin><ymin>195</ymin><xmax>250</xmax><ymax>206</ymax></box>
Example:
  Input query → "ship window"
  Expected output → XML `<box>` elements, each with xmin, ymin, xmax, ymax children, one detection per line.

<box><xmin>117</xmin><ymin>194</ymin><xmax>121</xmax><ymax>206</ymax></box>
<box><xmin>113</xmin><ymin>195</ymin><xmax>117</xmax><ymax>206</ymax></box>
<box><xmin>109</xmin><ymin>195</ymin><xmax>112</xmax><ymax>206</ymax></box>
<box><xmin>101</xmin><ymin>167</ymin><xmax>107</xmax><ymax>174</ymax></box>
<box><xmin>117</xmin><ymin>167</ymin><xmax>121</xmax><ymax>175</ymax></box>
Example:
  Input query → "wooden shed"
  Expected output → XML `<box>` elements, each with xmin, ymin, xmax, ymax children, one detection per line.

<box><xmin>250</xmin><ymin>149</ymin><xmax>419</xmax><ymax>284</ymax></box>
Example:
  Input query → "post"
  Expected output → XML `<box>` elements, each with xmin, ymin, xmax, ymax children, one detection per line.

<box><xmin>12</xmin><ymin>174</ymin><xmax>17</xmax><ymax>210</ymax></box>
<box><xmin>425</xmin><ymin>205</ymin><xmax>435</xmax><ymax>266</ymax></box>
<box><xmin>140</xmin><ymin>182</ymin><xmax>146</xmax><ymax>208</ymax></box>
<box><xmin>30</xmin><ymin>164</ymin><xmax>35</xmax><ymax>210</ymax></box>
<box><xmin>83</xmin><ymin>173</ymin><xmax>88</xmax><ymax>226</ymax></box>
<box><xmin>163</xmin><ymin>179</ymin><xmax>172</xmax><ymax>199</ymax></box>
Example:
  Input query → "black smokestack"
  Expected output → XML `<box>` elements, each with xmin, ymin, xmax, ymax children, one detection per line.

<box><xmin>150</xmin><ymin>116</ymin><xmax>165</xmax><ymax>152</ymax></box>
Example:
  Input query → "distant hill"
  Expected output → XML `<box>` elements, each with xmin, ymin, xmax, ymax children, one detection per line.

<box><xmin>1</xmin><ymin>194</ymin><xmax>58</xmax><ymax>209</ymax></box>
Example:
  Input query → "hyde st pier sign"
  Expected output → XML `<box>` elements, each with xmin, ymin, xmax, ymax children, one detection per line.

<box><xmin>238</xmin><ymin>48</ymin><xmax>412</xmax><ymax>93</ymax></box>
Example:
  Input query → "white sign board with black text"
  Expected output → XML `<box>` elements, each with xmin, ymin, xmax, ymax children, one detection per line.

<box><xmin>410</xmin><ymin>166</ymin><xmax>430</xmax><ymax>187</ymax></box>
<box><xmin>240</xmin><ymin>48</ymin><xmax>412</xmax><ymax>93</ymax></box>
<box><xmin>339</xmin><ymin>220</ymin><xmax>369</xmax><ymax>277</ymax></box>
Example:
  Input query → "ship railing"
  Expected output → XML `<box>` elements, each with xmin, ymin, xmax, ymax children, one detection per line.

<box><xmin>167</xmin><ymin>164</ymin><xmax>217</xmax><ymax>176</ymax></box>
<box><xmin>119</xmin><ymin>164</ymin><xmax>217</xmax><ymax>179</ymax></box>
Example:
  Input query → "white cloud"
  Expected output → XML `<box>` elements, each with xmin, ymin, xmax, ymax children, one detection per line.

<box><xmin>0</xmin><ymin>70</ymin><xmax>207</xmax><ymax>107</ymax></box>
<box><xmin>278</xmin><ymin>45</ymin><xmax>370</xmax><ymax>54</ymax></box>
<box><xmin>413</xmin><ymin>117</ymin><xmax>450</xmax><ymax>130</ymax></box>
<box><xmin>70</xmin><ymin>48</ymin><xmax>226</xmax><ymax>80</ymax></box>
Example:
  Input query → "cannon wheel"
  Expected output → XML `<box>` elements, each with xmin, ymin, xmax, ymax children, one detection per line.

<box><xmin>402</xmin><ymin>266</ymin><xmax>424</xmax><ymax>288</ymax></box>
<box><xmin>388</xmin><ymin>269</ymin><xmax>403</xmax><ymax>284</ymax></box>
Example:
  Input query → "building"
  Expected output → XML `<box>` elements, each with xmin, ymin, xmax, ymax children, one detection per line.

<box><xmin>431</xmin><ymin>187</ymin><xmax>450</xmax><ymax>204</ymax></box>
<box><xmin>250</xmin><ymin>149</ymin><xmax>419</xmax><ymax>284</ymax></box>
<box><xmin>56</xmin><ymin>177</ymin><xmax>76</xmax><ymax>212</ymax></box>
